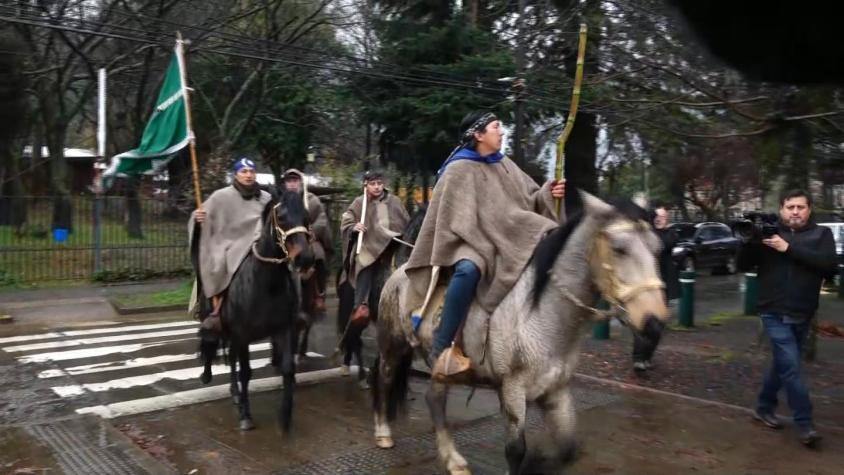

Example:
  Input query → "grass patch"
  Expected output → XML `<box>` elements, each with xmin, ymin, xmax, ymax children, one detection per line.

<box><xmin>112</xmin><ymin>281</ymin><xmax>193</xmax><ymax>308</ymax></box>
<box><xmin>707</xmin><ymin>350</ymin><xmax>738</xmax><ymax>363</ymax></box>
<box><xmin>668</xmin><ymin>323</ymin><xmax>697</xmax><ymax>332</ymax></box>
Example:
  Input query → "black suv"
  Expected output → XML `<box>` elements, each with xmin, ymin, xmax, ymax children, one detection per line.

<box><xmin>670</xmin><ymin>222</ymin><xmax>741</xmax><ymax>274</ymax></box>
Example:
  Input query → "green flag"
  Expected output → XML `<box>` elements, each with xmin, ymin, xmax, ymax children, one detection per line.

<box><xmin>102</xmin><ymin>50</ymin><xmax>190</xmax><ymax>187</ymax></box>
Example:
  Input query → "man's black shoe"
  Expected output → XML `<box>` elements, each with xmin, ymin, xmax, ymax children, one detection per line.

<box><xmin>798</xmin><ymin>427</ymin><xmax>822</xmax><ymax>448</ymax></box>
<box><xmin>753</xmin><ymin>410</ymin><xmax>782</xmax><ymax>430</ymax></box>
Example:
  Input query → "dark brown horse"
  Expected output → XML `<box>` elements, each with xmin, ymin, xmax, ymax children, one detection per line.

<box><xmin>194</xmin><ymin>190</ymin><xmax>313</xmax><ymax>432</ymax></box>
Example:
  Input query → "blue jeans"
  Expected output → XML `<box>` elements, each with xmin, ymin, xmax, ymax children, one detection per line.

<box><xmin>432</xmin><ymin>259</ymin><xmax>481</xmax><ymax>357</ymax></box>
<box><xmin>757</xmin><ymin>313</ymin><xmax>813</xmax><ymax>428</ymax></box>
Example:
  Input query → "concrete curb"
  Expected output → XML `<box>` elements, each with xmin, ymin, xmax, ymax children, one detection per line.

<box><xmin>108</xmin><ymin>299</ymin><xmax>186</xmax><ymax>316</ymax></box>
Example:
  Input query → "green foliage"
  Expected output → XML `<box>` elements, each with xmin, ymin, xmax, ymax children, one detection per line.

<box><xmin>355</xmin><ymin>15</ymin><xmax>516</xmax><ymax>174</ymax></box>
<box><xmin>112</xmin><ymin>280</ymin><xmax>193</xmax><ymax>308</ymax></box>
<box><xmin>92</xmin><ymin>268</ymin><xmax>192</xmax><ymax>283</ymax></box>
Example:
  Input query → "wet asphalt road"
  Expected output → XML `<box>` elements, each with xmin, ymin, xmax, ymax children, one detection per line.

<box><xmin>2</xmin><ymin>274</ymin><xmax>844</xmax><ymax>474</ymax></box>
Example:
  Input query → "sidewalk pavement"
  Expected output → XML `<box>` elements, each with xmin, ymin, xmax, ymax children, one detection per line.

<box><xmin>0</xmin><ymin>279</ymin><xmax>189</xmax><ymax>333</ymax></box>
<box><xmin>579</xmin><ymin>274</ymin><xmax>844</xmax><ymax>432</ymax></box>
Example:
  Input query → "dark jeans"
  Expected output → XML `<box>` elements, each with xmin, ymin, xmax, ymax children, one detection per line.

<box><xmin>432</xmin><ymin>259</ymin><xmax>481</xmax><ymax>357</ymax></box>
<box><xmin>314</xmin><ymin>259</ymin><xmax>327</xmax><ymax>295</ymax></box>
<box><xmin>353</xmin><ymin>265</ymin><xmax>375</xmax><ymax>308</ymax></box>
<box><xmin>757</xmin><ymin>313</ymin><xmax>813</xmax><ymax>428</ymax></box>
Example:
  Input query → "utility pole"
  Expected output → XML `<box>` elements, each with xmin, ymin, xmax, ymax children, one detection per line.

<box><xmin>513</xmin><ymin>0</ymin><xmax>527</xmax><ymax>167</ymax></box>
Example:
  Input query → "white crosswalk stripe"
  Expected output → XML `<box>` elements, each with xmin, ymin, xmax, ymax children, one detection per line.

<box><xmin>2</xmin><ymin>319</ymin><xmax>339</xmax><ymax>420</ymax></box>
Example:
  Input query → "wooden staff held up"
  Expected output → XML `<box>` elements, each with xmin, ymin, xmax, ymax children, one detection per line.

<box><xmin>175</xmin><ymin>32</ymin><xmax>203</xmax><ymax>210</ymax></box>
<box><xmin>555</xmin><ymin>23</ymin><xmax>588</xmax><ymax>215</ymax></box>
<box><xmin>355</xmin><ymin>184</ymin><xmax>368</xmax><ymax>255</ymax></box>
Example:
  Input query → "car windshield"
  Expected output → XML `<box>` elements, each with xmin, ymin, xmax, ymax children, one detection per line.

<box><xmin>673</xmin><ymin>225</ymin><xmax>696</xmax><ymax>240</ymax></box>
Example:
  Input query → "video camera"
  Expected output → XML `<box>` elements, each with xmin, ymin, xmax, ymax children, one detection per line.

<box><xmin>733</xmin><ymin>211</ymin><xmax>779</xmax><ymax>242</ymax></box>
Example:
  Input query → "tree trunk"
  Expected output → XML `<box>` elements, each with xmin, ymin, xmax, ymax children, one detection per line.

<box><xmin>785</xmin><ymin>123</ymin><xmax>811</xmax><ymax>191</ymax></box>
<box><xmin>45</xmin><ymin>124</ymin><xmax>73</xmax><ymax>233</ymax></box>
<box><xmin>126</xmin><ymin>176</ymin><xmax>143</xmax><ymax>239</ymax></box>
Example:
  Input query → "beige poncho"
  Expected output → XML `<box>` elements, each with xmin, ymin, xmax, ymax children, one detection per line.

<box><xmin>405</xmin><ymin>157</ymin><xmax>564</xmax><ymax>312</ymax></box>
<box><xmin>304</xmin><ymin>191</ymin><xmax>332</xmax><ymax>262</ymax></box>
<box><xmin>339</xmin><ymin>191</ymin><xmax>410</xmax><ymax>287</ymax></box>
<box><xmin>188</xmin><ymin>186</ymin><xmax>271</xmax><ymax>298</ymax></box>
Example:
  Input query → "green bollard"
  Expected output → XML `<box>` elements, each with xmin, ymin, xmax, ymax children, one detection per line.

<box><xmin>839</xmin><ymin>265</ymin><xmax>844</xmax><ymax>299</ymax></box>
<box><xmin>744</xmin><ymin>272</ymin><xmax>759</xmax><ymax>315</ymax></box>
<box><xmin>592</xmin><ymin>299</ymin><xmax>610</xmax><ymax>340</ymax></box>
<box><xmin>678</xmin><ymin>270</ymin><xmax>695</xmax><ymax>327</ymax></box>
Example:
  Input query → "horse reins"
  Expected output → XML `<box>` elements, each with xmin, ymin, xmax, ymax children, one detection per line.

<box><xmin>252</xmin><ymin>203</ymin><xmax>310</xmax><ymax>265</ymax></box>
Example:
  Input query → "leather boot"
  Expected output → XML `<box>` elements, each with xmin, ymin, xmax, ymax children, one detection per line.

<box><xmin>432</xmin><ymin>344</ymin><xmax>471</xmax><ymax>382</ymax></box>
<box><xmin>351</xmin><ymin>304</ymin><xmax>370</xmax><ymax>324</ymax></box>
<box><xmin>200</xmin><ymin>295</ymin><xmax>223</xmax><ymax>339</ymax></box>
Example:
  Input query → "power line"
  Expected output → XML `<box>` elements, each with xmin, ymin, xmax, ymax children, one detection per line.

<box><xmin>0</xmin><ymin>6</ymin><xmax>578</xmax><ymax>110</ymax></box>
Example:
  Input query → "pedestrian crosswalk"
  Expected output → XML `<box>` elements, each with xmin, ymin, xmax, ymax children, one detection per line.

<box><xmin>2</xmin><ymin>319</ymin><xmax>356</xmax><ymax>420</ymax></box>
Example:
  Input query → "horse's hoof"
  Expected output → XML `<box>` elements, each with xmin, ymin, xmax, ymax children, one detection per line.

<box><xmin>358</xmin><ymin>379</ymin><xmax>370</xmax><ymax>390</ymax></box>
<box><xmin>375</xmin><ymin>436</ymin><xmax>394</xmax><ymax>449</ymax></box>
<box><xmin>239</xmin><ymin>418</ymin><xmax>255</xmax><ymax>431</ymax></box>
<box><xmin>340</xmin><ymin>364</ymin><xmax>350</xmax><ymax>376</ymax></box>
<box><xmin>199</xmin><ymin>372</ymin><xmax>212</xmax><ymax>385</ymax></box>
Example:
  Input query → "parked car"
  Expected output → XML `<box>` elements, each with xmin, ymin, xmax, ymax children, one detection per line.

<box><xmin>818</xmin><ymin>222</ymin><xmax>844</xmax><ymax>266</ymax></box>
<box><xmin>670</xmin><ymin>222</ymin><xmax>741</xmax><ymax>274</ymax></box>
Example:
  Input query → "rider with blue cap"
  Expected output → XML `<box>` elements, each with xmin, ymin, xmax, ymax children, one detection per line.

<box><xmin>191</xmin><ymin>157</ymin><xmax>272</xmax><ymax>335</ymax></box>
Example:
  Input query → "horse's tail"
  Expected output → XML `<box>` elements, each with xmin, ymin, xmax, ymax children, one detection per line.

<box><xmin>371</xmin><ymin>349</ymin><xmax>413</xmax><ymax>422</ymax></box>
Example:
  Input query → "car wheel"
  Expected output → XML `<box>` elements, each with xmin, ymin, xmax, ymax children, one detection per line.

<box><xmin>683</xmin><ymin>256</ymin><xmax>695</xmax><ymax>272</ymax></box>
<box><xmin>725</xmin><ymin>255</ymin><xmax>737</xmax><ymax>274</ymax></box>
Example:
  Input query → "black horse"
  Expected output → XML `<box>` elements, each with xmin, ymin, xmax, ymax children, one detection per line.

<box><xmin>193</xmin><ymin>190</ymin><xmax>313</xmax><ymax>432</ymax></box>
<box><xmin>336</xmin><ymin>206</ymin><xmax>427</xmax><ymax>387</ymax></box>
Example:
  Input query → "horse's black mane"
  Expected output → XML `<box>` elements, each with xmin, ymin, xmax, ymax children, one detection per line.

<box><xmin>530</xmin><ymin>197</ymin><xmax>648</xmax><ymax>307</ymax></box>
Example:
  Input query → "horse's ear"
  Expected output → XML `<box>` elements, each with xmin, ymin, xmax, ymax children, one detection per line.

<box><xmin>579</xmin><ymin>190</ymin><xmax>613</xmax><ymax>218</ymax></box>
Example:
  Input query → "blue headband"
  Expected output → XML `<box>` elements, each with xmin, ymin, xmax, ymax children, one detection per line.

<box><xmin>232</xmin><ymin>158</ymin><xmax>256</xmax><ymax>173</ymax></box>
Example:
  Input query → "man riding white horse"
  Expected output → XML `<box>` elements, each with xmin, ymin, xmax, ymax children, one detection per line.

<box><xmin>191</xmin><ymin>157</ymin><xmax>272</xmax><ymax>337</ymax></box>
<box><xmin>404</xmin><ymin>111</ymin><xmax>566</xmax><ymax>380</ymax></box>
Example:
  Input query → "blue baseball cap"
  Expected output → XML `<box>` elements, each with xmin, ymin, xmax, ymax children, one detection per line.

<box><xmin>232</xmin><ymin>157</ymin><xmax>256</xmax><ymax>173</ymax></box>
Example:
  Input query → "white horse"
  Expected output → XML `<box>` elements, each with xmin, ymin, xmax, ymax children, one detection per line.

<box><xmin>371</xmin><ymin>192</ymin><xmax>669</xmax><ymax>474</ymax></box>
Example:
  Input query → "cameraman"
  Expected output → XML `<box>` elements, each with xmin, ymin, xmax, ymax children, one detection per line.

<box><xmin>737</xmin><ymin>189</ymin><xmax>836</xmax><ymax>448</ymax></box>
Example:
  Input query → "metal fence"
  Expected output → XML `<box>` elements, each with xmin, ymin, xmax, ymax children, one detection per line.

<box><xmin>0</xmin><ymin>195</ymin><xmax>190</xmax><ymax>283</ymax></box>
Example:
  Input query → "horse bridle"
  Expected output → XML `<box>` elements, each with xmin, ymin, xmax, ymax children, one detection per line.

<box><xmin>252</xmin><ymin>203</ymin><xmax>311</xmax><ymax>265</ymax></box>
<box><xmin>591</xmin><ymin>220</ymin><xmax>665</xmax><ymax>309</ymax></box>
<box><xmin>556</xmin><ymin>219</ymin><xmax>664</xmax><ymax>320</ymax></box>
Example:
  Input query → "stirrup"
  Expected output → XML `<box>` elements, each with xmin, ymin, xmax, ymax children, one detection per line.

<box><xmin>432</xmin><ymin>344</ymin><xmax>471</xmax><ymax>382</ymax></box>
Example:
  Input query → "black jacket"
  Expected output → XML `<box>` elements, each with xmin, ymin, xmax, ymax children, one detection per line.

<box><xmin>655</xmin><ymin>227</ymin><xmax>680</xmax><ymax>300</ymax></box>
<box><xmin>737</xmin><ymin>221</ymin><xmax>837</xmax><ymax>319</ymax></box>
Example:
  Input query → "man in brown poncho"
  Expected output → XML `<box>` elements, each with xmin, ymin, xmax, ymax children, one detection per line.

<box><xmin>340</xmin><ymin>170</ymin><xmax>410</xmax><ymax>323</ymax></box>
<box><xmin>281</xmin><ymin>168</ymin><xmax>332</xmax><ymax>312</ymax></box>
<box><xmin>404</xmin><ymin>111</ymin><xmax>566</xmax><ymax>380</ymax></box>
<box><xmin>191</xmin><ymin>157</ymin><xmax>272</xmax><ymax>335</ymax></box>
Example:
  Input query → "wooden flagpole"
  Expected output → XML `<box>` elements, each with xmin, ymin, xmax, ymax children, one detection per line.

<box><xmin>175</xmin><ymin>32</ymin><xmax>203</xmax><ymax>210</ymax></box>
<box><xmin>555</xmin><ymin>23</ymin><xmax>588</xmax><ymax>215</ymax></box>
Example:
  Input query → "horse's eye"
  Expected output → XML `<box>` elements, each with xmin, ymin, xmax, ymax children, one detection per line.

<box><xmin>612</xmin><ymin>246</ymin><xmax>627</xmax><ymax>256</ymax></box>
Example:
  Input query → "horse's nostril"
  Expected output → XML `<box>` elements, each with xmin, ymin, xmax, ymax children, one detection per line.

<box><xmin>643</xmin><ymin>315</ymin><xmax>665</xmax><ymax>334</ymax></box>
